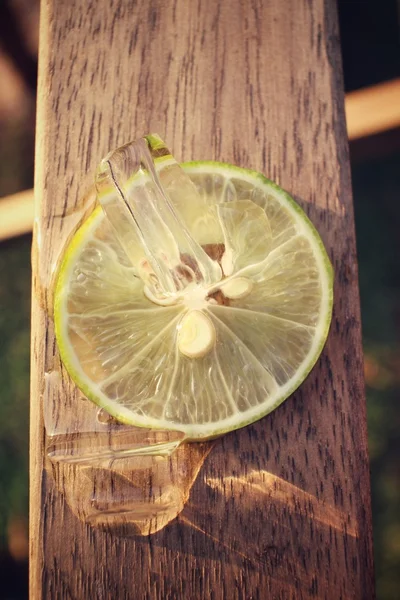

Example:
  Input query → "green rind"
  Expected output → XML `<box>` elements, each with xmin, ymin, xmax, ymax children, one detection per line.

<box><xmin>54</xmin><ymin>161</ymin><xmax>334</xmax><ymax>440</ymax></box>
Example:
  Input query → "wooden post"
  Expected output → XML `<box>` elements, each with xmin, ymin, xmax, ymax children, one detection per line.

<box><xmin>31</xmin><ymin>1</ymin><xmax>375</xmax><ymax>598</ymax></box>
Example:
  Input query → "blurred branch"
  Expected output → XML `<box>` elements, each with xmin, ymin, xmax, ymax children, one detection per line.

<box><xmin>1</xmin><ymin>80</ymin><xmax>400</xmax><ymax>241</ymax></box>
<box><xmin>345</xmin><ymin>78</ymin><xmax>400</xmax><ymax>140</ymax></box>
<box><xmin>0</xmin><ymin>1</ymin><xmax>37</xmax><ymax>93</ymax></box>
<box><xmin>0</xmin><ymin>190</ymin><xmax>34</xmax><ymax>241</ymax></box>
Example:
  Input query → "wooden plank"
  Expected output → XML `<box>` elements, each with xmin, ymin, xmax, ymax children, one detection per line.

<box><xmin>31</xmin><ymin>0</ymin><xmax>374</xmax><ymax>598</ymax></box>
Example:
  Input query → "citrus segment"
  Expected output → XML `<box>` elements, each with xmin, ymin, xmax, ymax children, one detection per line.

<box><xmin>54</xmin><ymin>162</ymin><xmax>333</xmax><ymax>439</ymax></box>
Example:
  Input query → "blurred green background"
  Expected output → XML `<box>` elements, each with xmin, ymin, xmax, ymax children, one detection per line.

<box><xmin>0</xmin><ymin>1</ymin><xmax>399</xmax><ymax>598</ymax></box>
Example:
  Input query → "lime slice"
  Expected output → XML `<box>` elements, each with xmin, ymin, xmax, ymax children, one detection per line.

<box><xmin>54</xmin><ymin>162</ymin><xmax>333</xmax><ymax>439</ymax></box>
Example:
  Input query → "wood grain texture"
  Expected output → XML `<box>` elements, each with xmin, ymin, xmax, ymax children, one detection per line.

<box><xmin>31</xmin><ymin>0</ymin><xmax>375</xmax><ymax>598</ymax></box>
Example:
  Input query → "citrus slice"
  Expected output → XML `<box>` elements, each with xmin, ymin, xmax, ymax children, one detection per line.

<box><xmin>54</xmin><ymin>162</ymin><xmax>333</xmax><ymax>439</ymax></box>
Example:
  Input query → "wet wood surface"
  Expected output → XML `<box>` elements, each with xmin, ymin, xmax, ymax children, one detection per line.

<box><xmin>31</xmin><ymin>0</ymin><xmax>375</xmax><ymax>598</ymax></box>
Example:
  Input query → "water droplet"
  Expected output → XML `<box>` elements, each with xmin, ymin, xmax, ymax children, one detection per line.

<box><xmin>97</xmin><ymin>408</ymin><xmax>118</xmax><ymax>424</ymax></box>
<box><xmin>77</xmin><ymin>272</ymin><xmax>87</xmax><ymax>283</ymax></box>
